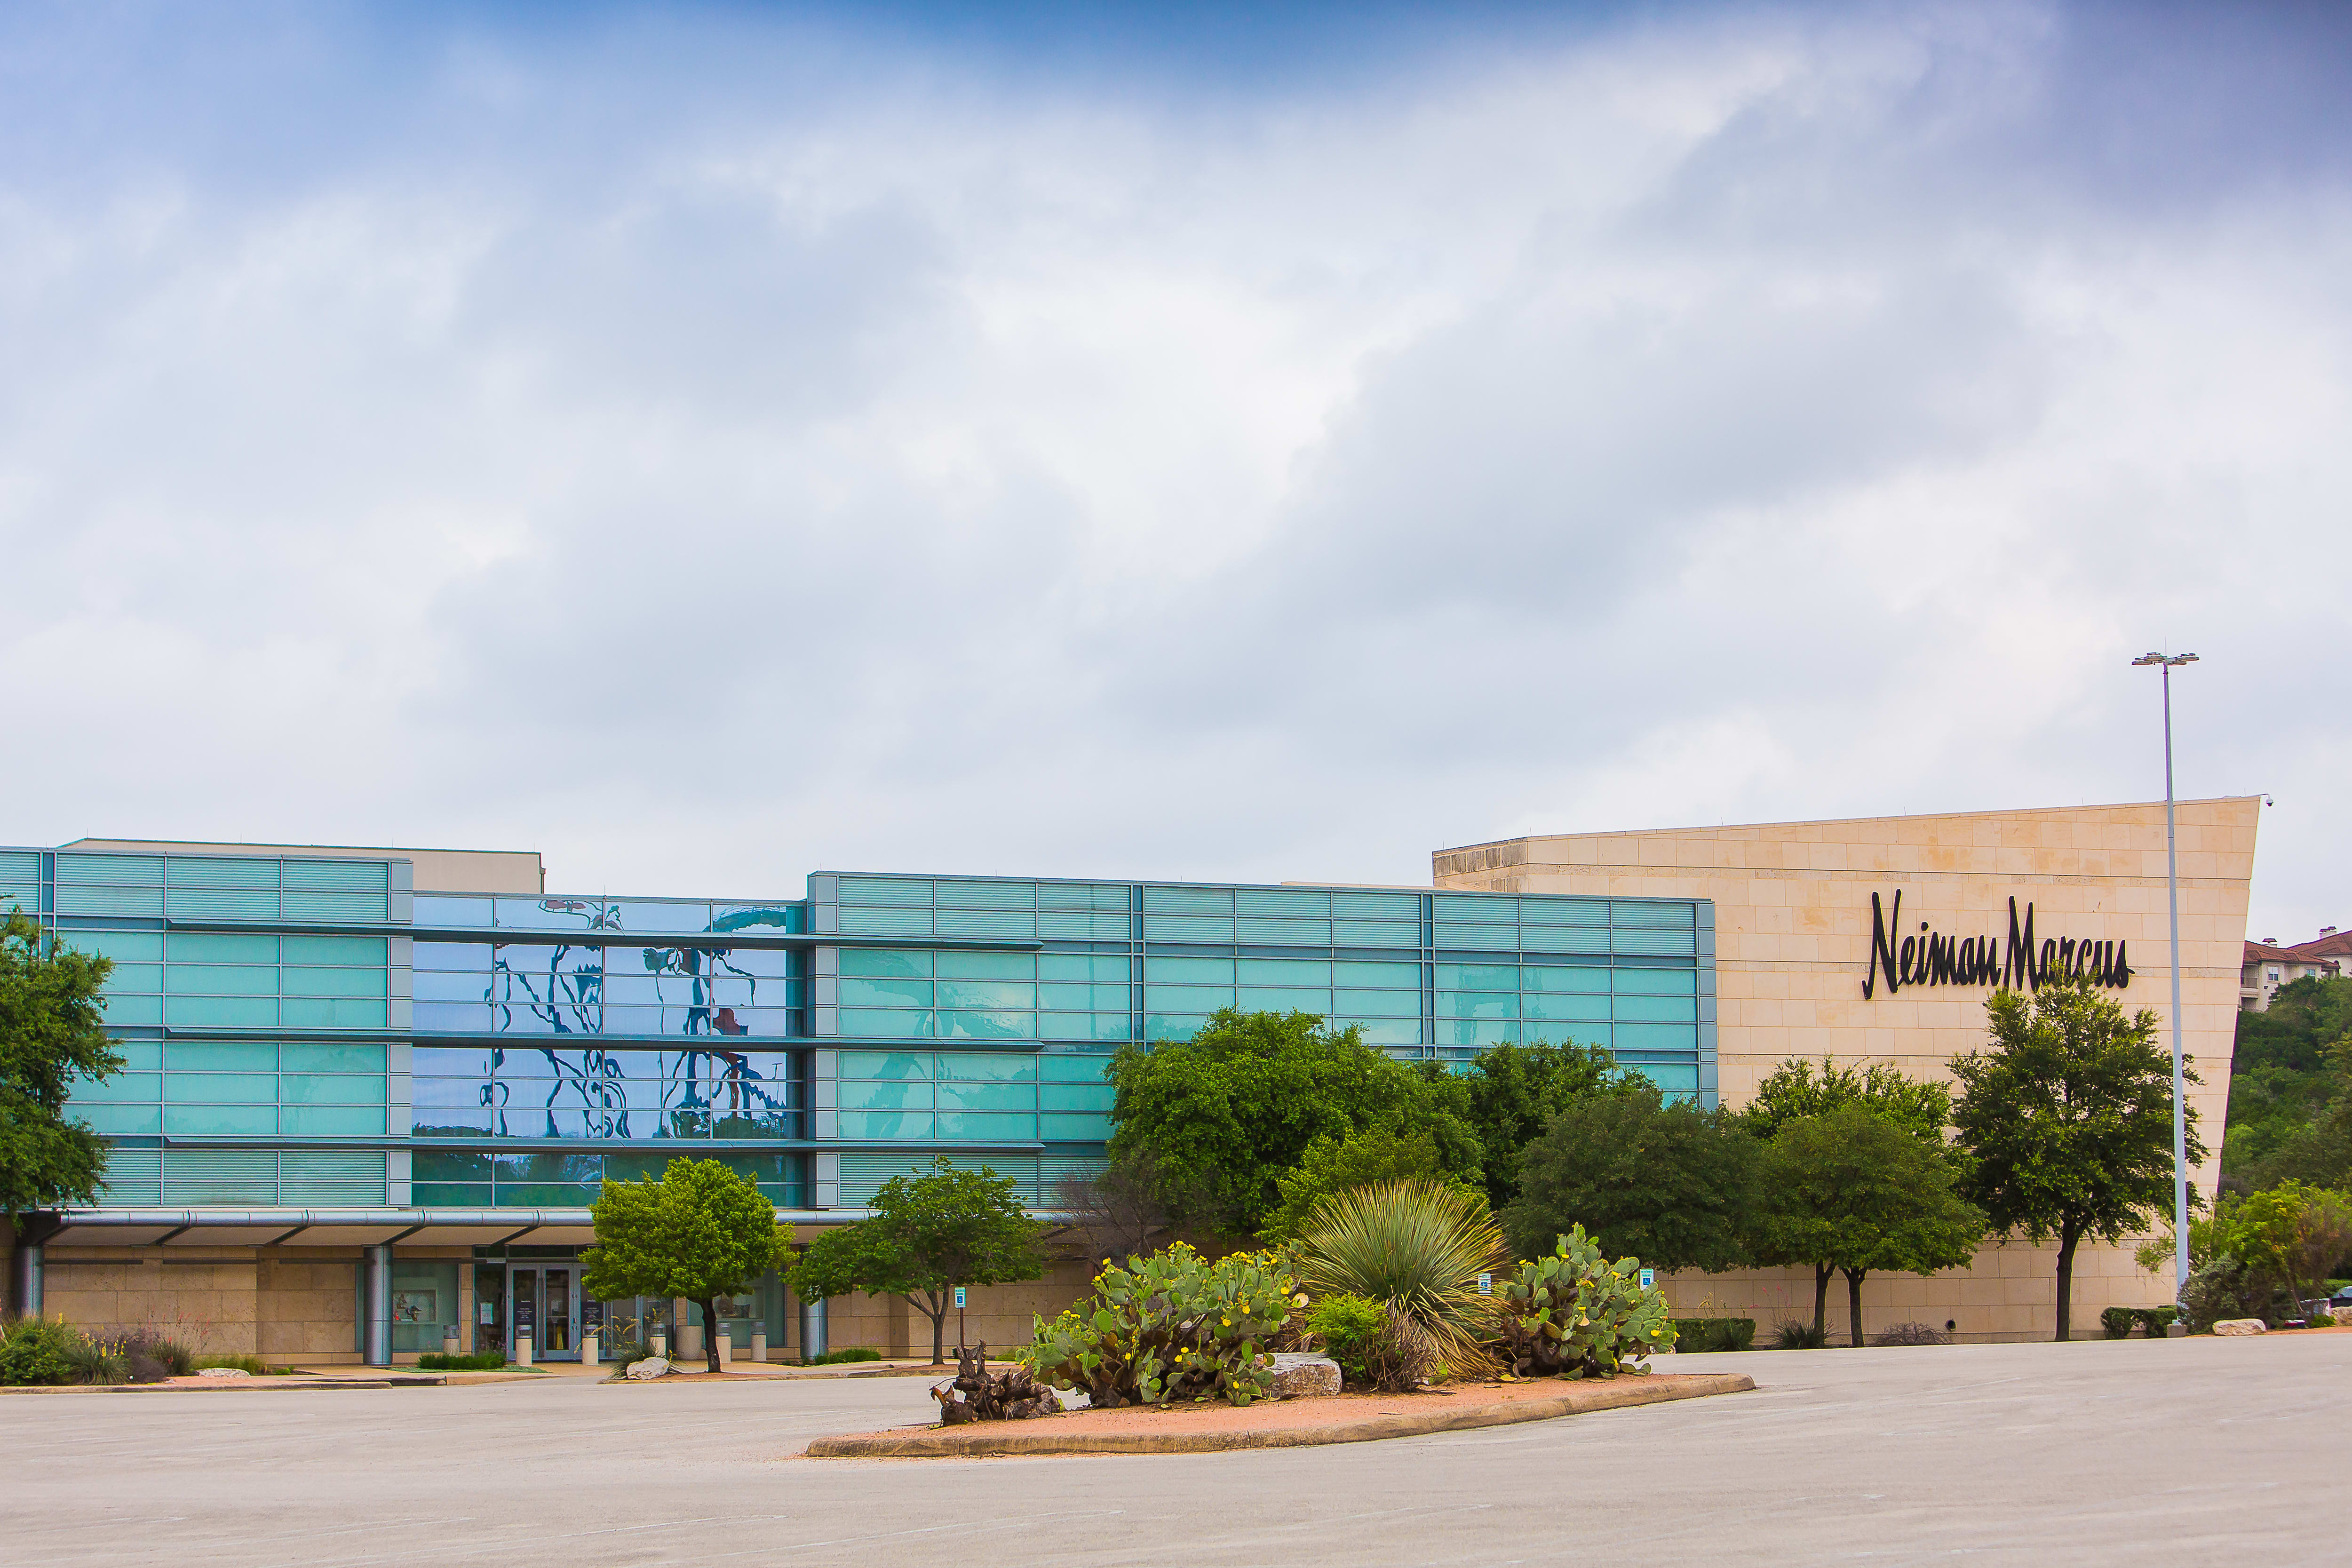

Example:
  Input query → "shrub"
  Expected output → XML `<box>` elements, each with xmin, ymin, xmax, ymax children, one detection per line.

<box><xmin>1670</xmin><ymin>1318</ymin><xmax>1756</xmax><ymax>1353</ymax></box>
<box><xmin>1295</xmin><ymin>1178</ymin><xmax>1505</xmax><ymax>1379</ymax></box>
<box><xmin>1771</xmin><ymin>1318</ymin><xmax>1830</xmax><ymax>1350</ymax></box>
<box><xmin>1869</xmin><ymin>1321</ymin><xmax>1948</xmax><ymax>1346</ymax></box>
<box><xmin>1492</xmin><ymin>1225</ymin><xmax>1677</xmax><ymax>1378</ymax></box>
<box><xmin>416</xmin><ymin>1351</ymin><xmax>508</xmax><ymax>1371</ymax></box>
<box><xmin>1022</xmin><ymin>1242</ymin><xmax>1293</xmax><ymax>1408</ymax></box>
<box><xmin>2177</xmin><ymin>1256</ymin><xmax>2294</xmax><ymax>1331</ymax></box>
<box><xmin>1305</xmin><ymin>1294</ymin><xmax>1386</xmax><ymax>1387</ymax></box>
<box><xmin>60</xmin><ymin>1334</ymin><xmax>130</xmax><ymax>1385</ymax></box>
<box><xmin>121</xmin><ymin>1330</ymin><xmax>193</xmax><ymax>1379</ymax></box>
<box><xmin>805</xmin><ymin>1347</ymin><xmax>883</xmax><ymax>1365</ymax></box>
<box><xmin>0</xmin><ymin>1317</ymin><xmax>83</xmax><ymax>1386</ymax></box>
<box><xmin>2133</xmin><ymin>1306</ymin><xmax>2178</xmax><ymax>1338</ymax></box>
<box><xmin>2100</xmin><ymin>1306</ymin><xmax>2139</xmax><ymax>1340</ymax></box>
<box><xmin>191</xmin><ymin>1353</ymin><xmax>270</xmax><ymax>1375</ymax></box>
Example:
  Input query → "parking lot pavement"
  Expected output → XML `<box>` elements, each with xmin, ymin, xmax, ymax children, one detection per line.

<box><xmin>5</xmin><ymin>1333</ymin><xmax>2347</xmax><ymax>1567</ymax></box>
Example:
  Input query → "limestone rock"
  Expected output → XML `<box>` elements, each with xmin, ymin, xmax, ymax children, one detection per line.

<box><xmin>195</xmin><ymin>1366</ymin><xmax>252</xmax><ymax>1378</ymax></box>
<box><xmin>1269</xmin><ymin>1353</ymin><xmax>1342</xmax><ymax>1398</ymax></box>
<box><xmin>627</xmin><ymin>1356</ymin><xmax>673</xmax><ymax>1379</ymax></box>
<box><xmin>2211</xmin><ymin>1319</ymin><xmax>2268</xmax><ymax>1337</ymax></box>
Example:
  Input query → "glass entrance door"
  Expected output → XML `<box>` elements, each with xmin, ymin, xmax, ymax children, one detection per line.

<box><xmin>507</xmin><ymin>1266</ymin><xmax>580</xmax><ymax>1360</ymax></box>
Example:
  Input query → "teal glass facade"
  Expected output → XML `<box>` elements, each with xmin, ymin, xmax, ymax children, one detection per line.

<box><xmin>4</xmin><ymin>847</ymin><xmax>1716</xmax><ymax>1217</ymax></box>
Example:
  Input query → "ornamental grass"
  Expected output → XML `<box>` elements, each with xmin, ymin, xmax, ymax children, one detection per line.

<box><xmin>1293</xmin><ymin>1178</ymin><xmax>1507</xmax><ymax>1381</ymax></box>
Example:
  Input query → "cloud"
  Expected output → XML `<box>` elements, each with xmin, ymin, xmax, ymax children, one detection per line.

<box><xmin>0</xmin><ymin>0</ymin><xmax>2344</xmax><ymax>939</ymax></box>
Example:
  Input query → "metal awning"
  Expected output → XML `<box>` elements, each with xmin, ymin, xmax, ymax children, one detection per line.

<box><xmin>42</xmin><ymin>1207</ymin><xmax>882</xmax><ymax>1247</ymax></box>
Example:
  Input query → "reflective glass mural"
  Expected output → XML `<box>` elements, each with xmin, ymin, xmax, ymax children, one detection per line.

<box><xmin>411</xmin><ymin>1045</ymin><xmax>802</xmax><ymax>1140</ymax></box>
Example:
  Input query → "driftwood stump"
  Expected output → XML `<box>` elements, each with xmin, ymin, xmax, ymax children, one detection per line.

<box><xmin>930</xmin><ymin>1342</ymin><xmax>1061</xmax><ymax>1424</ymax></box>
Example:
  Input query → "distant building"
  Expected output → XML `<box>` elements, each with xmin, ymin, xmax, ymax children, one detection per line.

<box><xmin>2241</xmin><ymin>927</ymin><xmax>2345</xmax><ymax>1010</ymax></box>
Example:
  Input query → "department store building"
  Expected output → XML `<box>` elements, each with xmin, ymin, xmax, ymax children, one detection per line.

<box><xmin>0</xmin><ymin>796</ymin><xmax>2256</xmax><ymax>1358</ymax></box>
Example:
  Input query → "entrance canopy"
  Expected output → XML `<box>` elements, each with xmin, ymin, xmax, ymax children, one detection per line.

<box><xmin>42</xmin><ymin>1207</ymin><xmax>871</xmax><ymax>1248</ymax></box>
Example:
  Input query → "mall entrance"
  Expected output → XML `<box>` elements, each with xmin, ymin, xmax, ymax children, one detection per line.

<box><xmin>506</xmin><ymin>1263</ymin><xmax>578</xmax><ymax>1360</ymax></box>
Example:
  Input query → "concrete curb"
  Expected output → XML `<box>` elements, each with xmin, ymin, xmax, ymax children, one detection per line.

<box><xmin>803</xmin><ymin>1371</ymin><xmax>1756</xmax><ymax>1458</ymax></box>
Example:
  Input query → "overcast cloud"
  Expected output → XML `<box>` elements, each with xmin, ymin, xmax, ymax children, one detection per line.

<box><xmin>0</xmin><ymin>1</ymin><xmax>2344</xmax><ymax>939</ymax></box>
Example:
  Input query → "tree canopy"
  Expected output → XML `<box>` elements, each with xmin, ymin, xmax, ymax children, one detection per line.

<box><xmin>1500</xmin><ymin>1084</ymin><xmax>1761</xmax><ymax>1272</ymax></box>
<box><xmin>1418</xmin><ymin>1041</ymin><xmax>1640</xmax><ymax>1209</ymax></box>
<box><xmin>1756</xmin><ymin>1104</ymin><xmax>1985</xmax><ymax>1345</ymax></box>
<box><xmin>0</xmin><ymin>913</ymin><xmax>124</xmax><ymax>1218</ymax></box>
<box><xmin>1950</xmin><ymin>971</ymin><xmax>2202</xmax><ymax>1341</ymax></box>
<box><xmin>1255</xmin><ymin>1124</ymin><xmax>1484</xmax><ymax>1242</ymax></box>
<box><xmin>580</xmin><ymin>1156</ymin><xmax>791</xmax><ymax>1372</ymax></box>
<box><xmin>785</xmin><ymin>1157</ymin><xmax>1046</xmax><ymax>1364</ymax></box>
<box><xmin>2225</xmin><ymin>977</ymin><xmax>2352</xmax><ymax>1187</ymax></box>
<box><xmin>1107</xmin><ymin>1009</ymin><xmax>1481</xmax><ymax>1234</ymax></box>
<box><xmin>1737</xmin><ymin>1056</ymin><xmax>1953</xmax><ymax>1145</ymax></box>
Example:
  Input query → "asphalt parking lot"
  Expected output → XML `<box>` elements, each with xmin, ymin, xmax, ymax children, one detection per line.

<box><xmin>4</xmin><ymin>1333</ymin><xmax>2346</xmax><ymax>1566</ymax></box>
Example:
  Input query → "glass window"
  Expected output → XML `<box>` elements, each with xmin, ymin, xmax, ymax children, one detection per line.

<box><xmin>935</xmin><ymin>1111</ymin><xmax>1036</xmax><ymax>1138</ymax></box>
<box><xmin>167</xmin><ymin>1040</ymin><xmax>276</xmax><ymax>1072</ymax></box>
<box><xmin>838</xmin><ymin>1077</ymin><xmax>936</xmax><ymax>1109</ymax></box>
<box><xmin>413</xmin><ymin>894</ymin><xmax>494</xmax><ymax>926</ymax></box>
<box><xmin>282</xmin><ymin>997</ymin><xmax>388</xmax><ymax>1029</ymax></box>
<box><xmin>1041</xmin><ymin>1112</ymin><xmax>1112</xmax><ymax>1141</ymax></box>
<box><xmin>834</xmin><ymin>1110</ymin><xmax>933</xmax><ymax>1139</ymax></box>
<box><xmin>63</xmin><ymin>930</ymin><xmax>166</xmax><ymax>963</ymax></box>
<box><xmin>1039</xmin><ymin>1082</ymin><xmax>1114</xmax><ymax>1113</ymax></box>
<box><xmin>1040</xmin><ymin>953</ymin><xmax>1128</xmax><ymax>982</ymax></box>
<box><xmin>934</xmin><ymin>951</ymin><xmax>1035</xmax><ymax>981</ymax></box>
<box><xmin>933</xmin><ymin>979</ymin><xmax>1034</xmax><ymax>1009</ymax></box>
<box><xmin>281</xmin><ymin>936</ymin><xmax>387</xmax><ymax>966</ymax></box>
<box><xmin>1143</xmin><ymin>1013</ymin><xmax>1208</xmax><ymax>1042</ymax></box>
<box><xmin>1523</xmin><ymin>965</ymin><xmax>1609</xmax><ymax>993</ymax></box>
<box><xmin>165</xmin><ymin>932</ymin><xmax>278</xmax><ymax>963</ymax></box>
<box><xmin>707</xmin><ymin>946</ymin><xmax>798</xmax><ymax>978</ymax></box>
<box><xmin>166</xmin><ymin>964</ymin><xmax>278</xmax><ymax>995</ymax></box>
<box><xmin>1631</xmin><ymin>1062</ymin><xmax>1700</xmax><ymax>1093</ymax></box>
<box><xmin>838</xmin><ymin>1008</ymin><xmax>933</xmax><ymax>1038</ymax></box>
<box><xmin>1438</xmin><ymin>1018</ymin><xmax>1519</xmax><ymax>1047</ymax></box>
<box><xmin>1613</xmin><ymin>995</ymin><xmax>1697</xmax><ymax>1023</ymax></box>
<box><xmin>836</xmin><ymin>1051</ymin><xmax>931</xmax><ymax>1080</ymax></box>
<box><xmin>113</xmin><ymin>1042</ymin><xmax>165</xmax><ymax>1072</ymax></box>
<box><xmin>1039</xmin><ymin>1012</ymin><xmax>1132</xmax><ymax>1042</ymax></box>
<box><xmin>415</xmin><ymin>971</ymin><xmax>490</xmax><ymax>1003</ymax></box>
<box><xmin>839</xmin><ymin>948</ymin><xmax>931</xmax><ymax>978</ymax></box>
<box><xmin>935</xmin><ymin>1009</ymin><xmax>1037</xmax><ymax>1040</ymax></box>
<box><xmin>1038</xmin><ymin>983</ymin><xmax>1128</xmax><ymax>1011</ymax></box>
<box><xmin>1334</xmin><ymin>960</ymin><xmax>1419</xmax><ymax>989</ymax></box>
<box><xmin>1525</xmin><ymin>1023</ymin><xmax>1612</xmax><ymax>1051</ymax></box>
<box><xmin>1345</xmin><ymin>1018</ymin><xmax>1424</xmax><ymax>1046</ymax></box>
<box><xmin>413</xmin><ymin>1044</ymin><xmax>496</xmax><ymax>1076</ymax></box>
<box><xmin>282</xmin><ymin>1105</ymin><xmax>386</xmax><ymax>1135</ymax></box>
<box><xmin>69</xmin><ymin>1072</ymin><xmax>162</xmax><ymax>1102</ymax></box>
<box><xmin>1236</xmin><ymin>958</ymin><xmax>1331</xmax><ymax>986</ymax></box>
<box><xmin>414</xmin><ymin>942</ymin><xmax>492</xmax><ymax>972</ymax></box>
<box><xmin>1613</xmin><ymin>967</ymin><xmax>1697</xmax><ymax>994</ymax></box>
<box><xmin>277</xmin><ymin>1074</ymin><xmax>383</xmax><ymax>1104</ymax></box>
<box><xmin>99</xmin><ymin>995</ymin><xmax>164</xmax><ymax>1026</ymax></box>
<box><xmin>282</xmin><ymin>967</ymin><xmax>389</xmax><ymax>998</ymax></box>
<box><xmin>1143</xmin><ymin>957</ymin><xmax>1234</xmax><ymax>984</ymax></box>
<box><xmin>1522</xmin><ymin>992</ymin><xmax>1609</xmax><ymax>1022</ymax></box>
<box><xmin>80</xmin><ymin>1102</ymin><xmax>163</xmax><ymax>1136</ymax></box>
<box><xmin>838</xmin><ymin>977</ymin><xmax>931</xmax><ymax>1008</ymax></box>
<box><xmin>1237</xmin><ymin>987</ymin><xmax>1329</xmax><ymax>1013</ymax></box>
<box><xmin>415</xmin><ymin>1002</ymin><xmax>493</xmax><ymax>1032</ymax></box>
<box><xmin>162</xmin><ymin>1103</ymin><xmax>276</xmax><ymax>1135</ymax></box>
<box><xmin>97</xmin><ymin>961</ymin><xmax>163</xmax><ymax>992</ymax></box>
<box><xmin>1435</xmin><ymin>963</ymin><xmax>1518</xmax><ymax>990</ymax></box>
<box><xmin>1334</xmin><ymin>989</ymin><xmax>1417</xmax><ymax>1018</ymax></box>
<box><xmin>1143</xmin><ymin>985</ymin><xmax>1233</xmax><ymax>1012</ymax></box>
<box><xmin>1613</xmin><ymin>1023</ymin><xmax>1699</xmax><ymax>1052</ymax></box>
<box><xmin>936</xmin><ymin>1081</ymin><xmax>1034</xmax><ymax>1111</ymax></box>
<box><xmin>1437</xmin><ymin>991</ymin><xmax>1517</xmax><ymax>1019</ymax></box>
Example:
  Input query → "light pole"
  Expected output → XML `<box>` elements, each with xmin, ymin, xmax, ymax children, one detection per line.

<box><xmin>2132</xmin><ymin>650</ymin><xmax>2198</xmax><ymax>1295</ymax></box>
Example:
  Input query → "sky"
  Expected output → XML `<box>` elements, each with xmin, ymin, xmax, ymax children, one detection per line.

<box><xmin>0</xmin><ymin>0</ymin><xmax>2345</xmax><ymax>940</ymax></box>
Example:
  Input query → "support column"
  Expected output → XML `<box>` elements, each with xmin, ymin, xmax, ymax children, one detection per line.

<box><xmin>799</xmin><ymin>1296</ymin><xmax>827</xmax><ymax>1361</ymax></box>
<box><xmin>364</xmin><ymin>1244</ymin><xmax>392</xmax><ymax>1367</ymax></box>
<box><xmin>12</xmin><ymin>1240</ymin><xmax>42</xmax><ymax>1318</ymax></box>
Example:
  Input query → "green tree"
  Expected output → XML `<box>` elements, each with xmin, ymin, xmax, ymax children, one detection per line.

<box><xmin>784</xmin><ymin>1157</ymin><xmax>1047</xmax><ymax>1364</ymax></box>
<box><xmin>580</xmin><ymin>1156</ymin><xmax>790</xmax><ymax>1373</ymax></box>
<box><xmin>2224</xmin><ymin>975</ymin><xmax>2352</xmax><ymax>1178</ymax></box>
<box><xmin>1419</xmin><ymin>1041</ymin><xmax>1641</xmax><ymax>1210</ymax></box>
<box><xmin>1108</xmin><ymin>1010</ymin><xmax>1481</xmax><ymax>1235</ymax></box>
<box><xmin>2239</xmin><ymin>1033</ymin><xmax>2352</xmax><ymax>1192</ymax></box>
<box><xmin>1500</xmin><ymin>1084</ymin><xmax>1763</xmax><ymax>1272</ymax></box>
<box><xmin>1738</xmin><ymin>1056</ymin><xmax>1953</xmax><ymax>1145</ymax></box>
<box><xmin>1950</xmin><ymin>971</ymin><xmax>2204</xmax><ymax>1341</ymax></box>
<box><xmin>1257</xmin><ymin>1125</ymin><xmax>1485</xmax><ymax>1242</ymax></box>
<box><xmin>1</xmin><ymin>912</ymin><xmax>125</xmax><ymax>1217</ymax></box>
<box><xmin>1757</xmin><ymin>1105</ymin><xmax>1986</xmax><ymax>1345</ymax></box>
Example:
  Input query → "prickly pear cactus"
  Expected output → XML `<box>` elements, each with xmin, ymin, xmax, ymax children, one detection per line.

<box><xmin>1019</xmin><ymin>1243</ymin><xmax>1295</xmax><ymax>1408</ymax></box>
<box><xmin>1495</xmin><ymin>1225</ymin><xmax>1677</xmax><ymax>1377</ymax></box>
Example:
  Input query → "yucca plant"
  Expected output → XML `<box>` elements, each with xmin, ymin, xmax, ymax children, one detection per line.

<box><xmin>1294</xmin><ymin>1178</ymin><xmax>1506</xmax><ymax>1381</ymax></box>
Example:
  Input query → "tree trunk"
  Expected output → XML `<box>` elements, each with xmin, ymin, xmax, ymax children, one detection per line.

<box><xmin>2054</xmin><ymin>1226</ymin><xmax>2080</xmax><ymax>1343</ymax></box>
<box><xmin>911</xmin><ymin>1292</ymin><xmax>948</xmax><ymax>1365</ymax></box>
<box><xmin>1812</xmin><ymin>1265</ymin><xmax>1833</xmax><ymax>1337</ymax></box>
<box><xmin>1844</xmin><ymin>1267</ymin><xmax>1868</xmax><ymax>1348</ymax></box>
<box><xmin>696</xmin><ymin>1297</ymin><xmax>721</xmax><ymax>1374</ymax></box>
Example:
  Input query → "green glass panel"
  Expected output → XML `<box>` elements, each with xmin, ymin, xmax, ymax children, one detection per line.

<box><xmin>166</xmin><ymin>1072</ymin><xmax>276</xmax><ymax>1102</ymax></box>
<box><xmin>165</xmin><ymin>932</ymin><xmax>278</xmax><ymax>963</ymax></box>
<box><xmin>1039</xmin><ymin>1082</ymin><xmax>1114</xmax><ymax>1113</ymax></box>
<box><xmin>936</xmin><ymin>1053</ymin><xmax>1037</xmax><ymax>1081</ymax></box>
<box><xmin>1613</xmin><ymin>968</ymin><xmax>1697</xmax><ymax>994</ymax></box>
<box><xmin>1334</xmin><ymin>989</ymin><xmax>1417</xmax><ymax>1018</ymax></box>
<box><xmin>1435</xmin><ymin>963</ymin><xmax>1518</xmax><ymax>990</ymax></box>
<box><xmin>281</xmin><ymin>1105</ymin><xmax>386</xmax><ymax>1135</ymax></box>
<box><xmin>838</xmin><ymin>1079</ymin><xmax>933</xmax><ymax>1110</ymax></box>
<box><xmin>282</xmin><ymin>996</ymin><xmax>387</xmax><ymax>1028</ymax></box>
<box><xmin>937</xmin><ymin>1081</ymin><xmax>1034</xmax><ymax>1111</ymax></box>
<box><xmin>277</xmin><ymin>1075</ymin><xmax>385</xmax><ymax>1105</ymax></box>
<box><xmin>1236</xmin><ymin>987</ymin><xmax>1327</xmax><ymax>1013</ymax></box>
<box><xmin>935</xmin><ymin>1009</ymin><xmax>1037</xmax><ymax>1040</ymax></box>
<box><xmin>1038</xmin><ymin>1052</ymin><xmax>1114</xmax><ymax>1082</ymax></box>
<box><xmin>1439</xmin><ymin>1018</ymin><xmax>1519</xmax><ymax>1046</ymax></box>
<box><xmin>1631</xmin><ymin>1063</ymin><xmax>1700</xmax><ymax>1093</ymax></box>
<box><xmin>1041</xmin><ymin>1112</ymin><xmax>1112</xmax><ymax>1141</ymax></box>
<box><xmin>1437</xmin><ymin>991</ymin><xmax>1517</xmax><ymax>1019</ymax></box>
<box><xmin>79</xmin><ymin>1102</ymin><xmax>163</xmax><ymax>1135</ymax></box>
<box><xmin>413</xmin><ymin>1182</ymin><xmax>493</xmax><ymax>1206</ymax></box>
<box><xmin>168</xmin><ymin>1040</ymin><xmax>276</xmax><ymax>1071</ymax></box>
<box><xmin>934</xmin><ymin>1111</ymin><xmax>1035</xmax><ymax>1138</ymax></box>
<box><xmin>99</xmin><ymin>994</ymin><xmax>164</xmax><ymax>1026</ymax></box>
<box><xmin>495</xmin><ymin>1183</ymin><xmax>599</xmax><ymax>1207</ymax></box>
<box><xmin>113</xmin><ymin>1042</ymin><xmax>164</xmax><ymax>1071</ymax></box>
<box><xmin>1345</xmin><ymin>1018</ymin><xmax>1423</xmax><ymax>1046</ymax></box>
<box><xmin>1039</xmin><ymin>954</ymin><xmax>1127</xmax><ymax>982</ymax></box>
<box><xmin>1143</xmin><ymin>986</ymin><xmax>1232</xmax><ymax>1012</ymax></box>
<box><xmin>69</xmin><ymin>1072</ymin><xmax>162</xmax><ymax>1102</ymax></box>
<box><xmin>1523</xmin><ymin>965</ymin><xmax>1609</xmax><ymax>993</ymax></box>
<box><xmin>1613</xmin><ymin>1023</ymin><xmax>1698</xmax><ymax>1051</ymax></box>
<box><xmin>67</xmin><ymin>931</ymin><xmax>165</xmax><ymax>963</ymax></box>
<box><xmin>1143</xmin><ymin>957</ymin><xmax>1234</xmax><ymax>984</ymax></box>
<box><xmin>933</xmin><ymin>950</ymin><xmax>1035</xmax><ymax>981</ymax></box>
<box><xmin>163</xmin><ymin>1103</ymin><xmax>275</xmax><ymax>1135</ymax></box>
<box><xmin>1143</xmin><ymin>1014</ymin><xmax>1207</xmax><ymax>1042</ymax></box>
<box><xmin>1525</xmin><ymin>1023</ymin><xmax>1611</xmax><ymax>1051</ymax></box>
<box><xmin>933</xmin><ymin>980</ymin><xmax>1034</xmax><ymax>1008</ymax></box>
<box><xmin>1614</xmin><ymin>995</ymin><xmax>1697</xmax><ymax>1022</ymax></box>
<box><xmin>837</xmin><ymin>948</ymin><xmax>931</xmax><ymax>978</ymax></box>
<box><xmin>414</xmin><ymin>1150</ymin><xmax>493</xmax><ymax>1181</ymax></box>
<box><xmin>836</xmin><ymin>1051</ymin><xmax>931</xmax><ymax>1079</ymax></box>
<box><xmin>281</xmin><ymin>1042</ymin><xmax>387</xmax><ymax>1073</ymax></box>
<box><xmin>281</xmin><ymin>935</ymin><xmax>388</xmax><ymax>965</ymax></box>
<box><xmin>1333</xmin><ymin>960</ymin><xmax>1419</xmax><ymax>988</ymax></box>
<box><xmin>282</xmin><ymin>966</ymin><xmax>389</xmax><ymax>997</ymax></box>
<box><xmin>839</xmin><ymin>977</ymin><xmax>931</xmax><ymax>1007</ymax></box>
<box><xmin>99</xmin><ymin>963</ymin><xmax>163</xmax><ymax>993</ymax></box>
<box><xmin>836</xmin><ymin>1008</ymin><xmax>933</xmax><ymax>1037</ymax></box>
<box><xmin>1522</xmin><ymin>993</ymin><xmax>1609</xmax><ymax>1022</ymax></box>
<box><xmin>1233</xmin><ymin>959</ymin><xmax>1328</xmax><ymax>986</ymax></box>
<box><xmin>167</xmin><ymin>964</ymin><xmax>278</xmax><ymax>995</ymax></box>
<box><xmin>1038</xmin><ymin>1012</ymin><xmax>1131</xmax><ymax>1042</ymax></box>
<box><xmin>1037</xmin><ymin>983</ymin><xmax>1128</xmax><ymax>1012</ymax></box>
<box><xmin>834</xmin><ymin>1110</ymin><xmax>933</xmax><ymax>1139</ymax></box>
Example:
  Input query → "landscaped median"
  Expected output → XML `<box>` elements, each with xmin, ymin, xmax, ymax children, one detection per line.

<box><xmin>802</xmin><ymin>1370</ymin><xmax>1754</xmax><ymax>1458</ymax></box>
